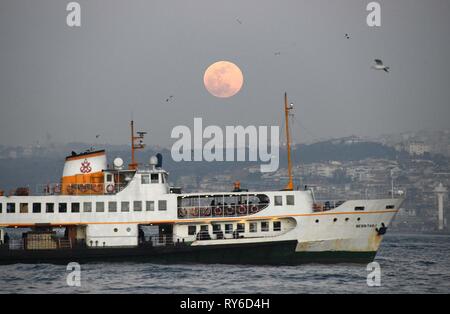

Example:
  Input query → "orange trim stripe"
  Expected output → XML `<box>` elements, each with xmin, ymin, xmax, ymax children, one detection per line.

<box><xmin>0</xmin><ymin>209</ymin><xmax>398</xmax><ymax>228</ymax></box>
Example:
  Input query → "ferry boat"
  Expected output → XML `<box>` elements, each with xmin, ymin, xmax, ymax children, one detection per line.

<box><xmin>0</xmin><ymin>95</ymin><xmax>403</xmax><ymax>265</ymax></box>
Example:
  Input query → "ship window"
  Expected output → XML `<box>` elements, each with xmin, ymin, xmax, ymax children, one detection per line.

<box><xmin>146</xmin><ymin>201</ymin><xmax>155</xmax><ymax>211</ymax></box>
<box><xmin>7</xmin><ymin>203</ymin><xmax>15</xmax><ymax>213</ymax></box>
<box><xmin>141</xmin><ymin>175</ymin><xmax>150</xmax><ymax>184</ymax></box>
<box><xmin>151</xmin><ymin>174</ymin><xmax>159</xmax><ymax>184</ymax></box>
<box><xmin>108</xmin><ymin>202</ymin><xmax>117</xmax><ymax>212</ymax></box>
<box><xmin>212</xmin><ymin>224</ymin><xmax>221</xmax><ymax>234</ymax></box>
<box><xmin>158</xmin><ymin>200</ymin><xmax>167</xmax><ymax>211</ymax></box>
<box><xmin>83</xmin><ymin>202</ymin><xmax>92</xmax><ymax>213</ymax></box>
<box><xmin>249</xmin><ymin>222</ymin><xmax>257</xmax><ymax>233</ymax></box>
<box><xmin>121</xmin><ymin>201</ymin><xmax>130</xmax><ymax>212</ymax></box>
<box><xmin>386</xmin><ymin>205</ymin><xmax>395</xmax><ymax>209</ymax></box>
<box><xmin>274</xmin><ymin>196</ymin><xmax>283</xmax><ymax>206</ymax></box>
<box><xmin>71</xmin><ymin>203</ymin><xmax>80</xmax><ymax>213</ymax></box>
<box><xmin>20</xmin><ymin>203</ymin><xmax>29</xmax><ymax>213</ymax></box>
<box><xmin>286</xmin><ymin>195</ymin><xmax>295</xmax><ymax>205</ymax></box>
<box><xmin>225</xmin><ymin>224</ymin><xmax>233</xmax><ymax>234</ymax></box>
<box><xmin>162</xmin><ymin>174</ymin><xmax>167</xmax><ymax>184</ymax></box>
<box><xmin>200</xmin><ymin>225</ymin><xmax>208</xmax><ymax>232</ymax></box>
<box><xmin>134</xmin><ymin>201</ymin><xmax>142</xmax><ymax>211</ymax></box>
<box><xmin>261</xmin><ymin>221</ymin><xmax>269</xmax><ymax>232</ymax></box>
<box><xmin>96</xmin><ymin>202</ymin><xmax>104</xmax><ymax>212</ymax></box>
<box><xmin>236</xmin><ymin>223</ymin><xmax>245</xmax><ymax>233</ymax></box>
<box><xmin>58</xmin><ymin>203</ymin><xmax>67</xmax><ymax>213</ymax></box>
<box><xmin>355</xmin><ymin>206</ymin><xmax>365</xmax><ymax>211</ymax></box>
<box><xmin>0</xmin><ymin>203</ymin><xmax>2</xmax><ymax>213</ymax></box>
<box><xmin>188</xmin><ymin>225</ymin><xmax>196</xmax><ymax>235</ymax></box>
<box><xmin>273</xmin><ymin>221</ymin><xmax>281</xmax><ymax>231</ymax></box>
<box><xmin>46</xmin><ymin>203</ymin><xmax>54</xmax><ymax>213</ymax></box>
<box><xmin>106</xmin><ymin>174</ymin><xmax>113</xmax><ymax>182</ymax></box>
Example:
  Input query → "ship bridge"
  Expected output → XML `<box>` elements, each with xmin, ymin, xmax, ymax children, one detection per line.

<box><xmin>102</xmin><ymin>155</ymin><xmax>170</xmax><ymax>197</ymax></box>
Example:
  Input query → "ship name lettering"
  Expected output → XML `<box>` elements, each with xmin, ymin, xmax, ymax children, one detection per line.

<box><xmin>356</xmin><ymin>224</ymin><xmax>376</xmax><ymax>228</ymax></box>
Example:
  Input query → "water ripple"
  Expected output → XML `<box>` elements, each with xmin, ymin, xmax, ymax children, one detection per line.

<box><xmin>1</xmin><ymin>234</ymin><xmax>449</xmax><ymax>293</ymax></box>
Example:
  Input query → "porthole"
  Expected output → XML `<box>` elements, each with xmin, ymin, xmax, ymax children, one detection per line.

<box><xmin>315</xmin><ymin>219</ymin><xmax>319</xmax><ymax>223</ymax></box>
<box><xmin>345</xmin><ymin>218</ymin><xmax>349</xmax><ymax>222</ymax></box>
<box><xmin>113</xmin><ymin>228</ymin><xmax>118</xmax><ymax>232</ymax></box>
<box><xmin>333</xmin><ymin>218</ymin><xmax>338</xmax><ymax>222</ymax></box>
<box><xmin>126</xmin><ymin>227</ymin><xmax>131</xmax><ymax>232</ymax></box>
<box><xmin>357</xmin><ymin>217</ymin><xmax>361</xmax><ymax>221</ymax></box>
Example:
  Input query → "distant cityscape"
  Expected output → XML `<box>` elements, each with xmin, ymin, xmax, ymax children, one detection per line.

<box><xmin>0</xmin><ymin>129</ymin><xmax>449</xmax><ymax>234</ymax></box>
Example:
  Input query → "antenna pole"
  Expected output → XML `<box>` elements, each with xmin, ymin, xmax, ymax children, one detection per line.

<box><xmin>130</xmin><ymin>120</ymin><xmax>136</xmax><ymax>169</ymax></box>
<box><xmin>284</xmin><ymin>92</ymin><xmax>294</xmax><ymax>191</ymax></box>
<box><xmin>129</xmin><ymin>120</ymin><xmax>146</xmax><ymax>170</ymax></box>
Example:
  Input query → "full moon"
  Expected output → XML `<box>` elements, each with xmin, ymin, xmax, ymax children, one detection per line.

<box><xmin>203</xmin><ymin>61</ymin><xmax>244</xmax><ymax>98</ymax></box>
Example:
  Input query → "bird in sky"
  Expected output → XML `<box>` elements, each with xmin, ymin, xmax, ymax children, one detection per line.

<box><xmin>345</xmin><ymin>33</ymin><xmax>350</xmax><ymax>39</ymax></box>
<box><xmin>236</xmin><ymin>18</ymin><xmax>242</xmax><ymax>24</ymax></box>
<box><xmin>371</xmin><ymin>59</ymin><xmax>390</xmax><ymax>73</ymax></box>
<box><xmin>274</xmin><ymin>52</ymin><xmax>281</xmax><ymax>56</ymax></box>
<box><xmin>165</xmin><ymin>95</ymin><xmax>174</xmax><ymax>102</ymax></box>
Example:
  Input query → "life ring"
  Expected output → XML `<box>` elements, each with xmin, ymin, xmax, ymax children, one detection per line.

<box><xmin>213</xmin><ymin>207</ymin><xmax>223</xmax><ymax>216</ymax></box>
<box><xmin>106</xmin><ymin>184</ymin><xmax>115</xmax><ymax>194</ymax></box>
<box><xmin>190</xmin><ymin>207</ymin><xmax>199</xmax><ymax>216</ymax></box>
<box><xmin>92</xmin><ymin>184</ymin><xmax>102</xmax><ymax>193</ymax></box>
<box><xmin>78</xmin><ymin>184</ymin><xmax>87</xmax><ymax>193</ymax></box>
<box><xmin>237</xmin><ymin>205</ymin><xmax>247</xmax><ymax>215</ymax></box>
<box><xmin>52</xmin><ymin>185</ymin><xmax>61</xmax><ymax>194</ymax></box>
<box><xmin>178</xmin><ymin>208</ymin><xmax>187</xmax><ymax>218</ymax></box>
<box><xmin>225</xmin><ymin>206</ymin><xmax>235</xmax><ymax>216</ymax></box>
<box><xmin>66</xmin><ymin>185</ymin><xmax>76</xmax><ymax>195</ymax></box>
<box><xmin>249</xmin><ymin>205</ymin><xmax>259</xmax><ymax>214</ymax></box>
<box><xmin>200</xmin><ymin>207</ymin><xmax>211</xmax><ymax>217</ymax></box>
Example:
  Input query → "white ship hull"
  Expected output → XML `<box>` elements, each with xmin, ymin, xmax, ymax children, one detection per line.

<box><xmin>192</xmin><ymin>198</ymin><xmax>400</xmax><ymax>256</ymax></box>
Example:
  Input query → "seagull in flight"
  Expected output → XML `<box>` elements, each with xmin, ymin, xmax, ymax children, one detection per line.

<box><xmin>345</xmin><ymin>33</ymin><xmax>350</xmax><ymax>39</ymax></box>
<box><xmin>371</xmin><ymin>59</ymin><xmax>390</xmax><ymax>72</ymax></box>
<box><xmin>165</xmin><ymin>95</ymin><xmax>174</xmax><ymax>102</ymax></box>
<box><xmin>236</xmin><ymin>18</ymin><xmax>242</xmax><ymax>24</ymax></box>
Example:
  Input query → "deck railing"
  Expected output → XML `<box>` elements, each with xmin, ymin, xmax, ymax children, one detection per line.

<box><xmin>313</xmin><ymin>190</ymin><xmax>403</xmax><ymax>201</ymax></box>
<box><xmin>177</xmin><ymin>203</ymin><xmax>268</xmax><ymax>219</ymax></box>
<box><xmin>147</xmin><ymin>227</ymin><xmax>296</xmax><ymax>246</ymax></box>
<box><xmin>312</xmin><ymin>200</ymin><xmax>346</xmax><ymax>212</ymax></box>
<box><xmin>2</xmin><ymin>238</ymin><xmax>73</xmax><ymax>250</ymax></box>
<box><xmin>29</xmin><ymin>183</ymin><xmax>130</xmax><ymax>196</ymax></box>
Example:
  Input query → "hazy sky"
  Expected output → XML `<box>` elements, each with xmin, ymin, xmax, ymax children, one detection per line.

<box><xmin>0</xmin><ymin>0</ymin><xmax>449</xmax><ymax>147</ymax></box>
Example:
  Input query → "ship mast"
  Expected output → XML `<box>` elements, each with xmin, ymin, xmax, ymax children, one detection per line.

<box><xmin>129</xmin><ymin>120</ymin><xmax>146</xmax><ymax>170</ymax></box>
<box><xmin>284</xmin><ymin>92</ymin><xmax>294</xmax><ymax>191</ymax></box>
